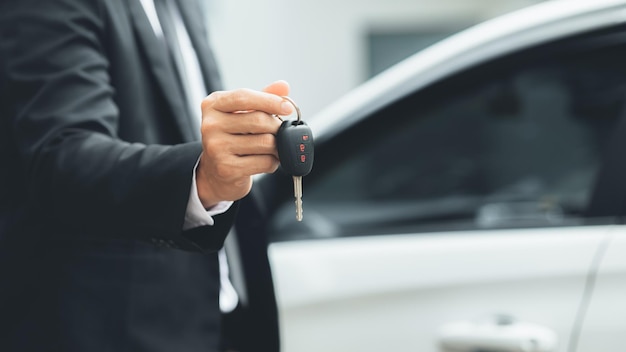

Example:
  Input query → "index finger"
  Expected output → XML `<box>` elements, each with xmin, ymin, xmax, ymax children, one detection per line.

<box><xmin>202</xmin><ymin>88</ymin><xmax>293</xmax><ymax>116</ymax></box>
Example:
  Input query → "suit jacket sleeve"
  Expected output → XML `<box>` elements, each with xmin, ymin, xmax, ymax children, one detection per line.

<box><xmin>0</xmin><ymin>0</ymin><xmax>235</xmax><ymax>252</ymax></box>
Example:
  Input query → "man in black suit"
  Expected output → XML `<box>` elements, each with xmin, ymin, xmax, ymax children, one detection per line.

<box><xmin>0</xmin><ymin>0</ymin><xmax>288</xmax><ymax>351</ymax></box>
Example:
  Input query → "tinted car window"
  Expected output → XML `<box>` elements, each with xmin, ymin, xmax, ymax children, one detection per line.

<box><xmin>269</xmin><ymin>28</ymin><xmax>626</xmax><ymax>240</ymax></box>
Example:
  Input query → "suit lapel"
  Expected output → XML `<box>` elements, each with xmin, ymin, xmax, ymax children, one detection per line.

<box><xmin>175</xmin><ymin>0</ymin><xmax>223</xmax><ymax>92</ymax></box>
<box><xmin>127</xmin><ymin>0</ymin><xmax>196</xmax><ymax>142</ymax></box>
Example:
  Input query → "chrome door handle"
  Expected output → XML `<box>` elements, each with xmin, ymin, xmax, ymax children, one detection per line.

<box><xmin>438</xmin><ymin>315</ymin><xmax>558</xmax><ymax>352</ymax></box>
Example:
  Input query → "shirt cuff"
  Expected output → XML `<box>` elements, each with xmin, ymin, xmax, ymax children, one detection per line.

<box><xmin>183</xmin><ymin>158</ymin><xmax>234</xmax><ymax>230</ymax></box>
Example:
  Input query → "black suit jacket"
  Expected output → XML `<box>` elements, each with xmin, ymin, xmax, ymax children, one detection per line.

<box><xmin>0</xmin><ymin>0</ymin><xmax>278</xmax><ymax>351</ymax></box>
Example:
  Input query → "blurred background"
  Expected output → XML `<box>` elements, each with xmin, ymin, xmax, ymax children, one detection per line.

<box><xmin>207</xmin><ymin>0</ymin><xmax>545</xmax><ymax>116</ymax></box>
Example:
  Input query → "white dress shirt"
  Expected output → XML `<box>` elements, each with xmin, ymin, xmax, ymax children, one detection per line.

<box><xmin>139</xmin><ymin>0</ymin><xmax>239</xmax><ymax>313</ymax></box>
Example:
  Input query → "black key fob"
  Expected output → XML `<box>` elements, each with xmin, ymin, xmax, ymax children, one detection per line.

<box><xmin>276</xmin><ymin>120</ymin><xmax>314</xmax><ymax>177</ymax></box>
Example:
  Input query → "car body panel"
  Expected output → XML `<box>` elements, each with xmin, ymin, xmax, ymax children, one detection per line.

<box><xmin>576</xmin><ymin>230</ymin><xmax>626</xmax><ymax>350</ymax></box>
<box><xmin>269</xmin><ymin>226</ymin><xmax>616</xmax><ymax>351</ymax></box>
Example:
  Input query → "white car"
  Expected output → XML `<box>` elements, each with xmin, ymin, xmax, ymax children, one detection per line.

<box><xmin>241</xmin><ymin>1</ymin><xmax>626</xmax><ymax>351</ymax></box>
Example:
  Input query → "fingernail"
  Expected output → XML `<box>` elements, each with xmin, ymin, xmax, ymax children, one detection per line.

<box><xmin>281</xmin><ymin>101</ymin><xmax>293</xmax><ymax>115</ymax></box>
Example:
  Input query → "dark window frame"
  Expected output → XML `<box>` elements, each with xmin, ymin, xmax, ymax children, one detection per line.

<box><xmin>265</xmin><ymin>24</ymin><xmax>626</xmax><ymax>242</ymax></box>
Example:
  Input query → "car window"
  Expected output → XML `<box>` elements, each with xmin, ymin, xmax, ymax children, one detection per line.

<box><xmin>269</xmin><ymin>27</ymin><xmax>626</xmax><ymax>241</ymax></box>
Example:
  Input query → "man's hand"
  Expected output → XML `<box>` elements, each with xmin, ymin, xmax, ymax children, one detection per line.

<box><xmin>196</xmin><ymin>80</ymin><xmax>292</xmax><ymax>208</ymax></box>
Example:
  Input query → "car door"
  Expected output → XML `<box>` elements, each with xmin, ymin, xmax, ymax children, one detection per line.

<box><xmin>262</xmin><ymin>24</ymin><xmax>626</xmax><ymax>352</ymax></box>
<box><xmin>575</xmin><ymin>229</ymin><xmax>626</xmax><ymax>352</ymax></box>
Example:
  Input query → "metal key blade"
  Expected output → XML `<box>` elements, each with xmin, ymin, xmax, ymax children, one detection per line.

<box><xmin>293</xmin><ymin>176</ymin><xmax>303</xmax><ymax>221</ymax></box>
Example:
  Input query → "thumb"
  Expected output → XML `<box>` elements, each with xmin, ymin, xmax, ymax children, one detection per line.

<box><xmin>263</xmin><ymin>80</ymin><xmax>290</xmax><ymax>97</ymax></box>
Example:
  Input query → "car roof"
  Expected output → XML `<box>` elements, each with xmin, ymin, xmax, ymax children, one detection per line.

<box><xmin>309</xmin><ymin>0</ymin><xmax>626</xmax><ymax>141</ymax></box>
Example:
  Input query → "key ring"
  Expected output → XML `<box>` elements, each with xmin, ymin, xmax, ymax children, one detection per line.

<box><xmin>275</xmin><ymin>96</ymin><xmax>302</xmax><ymax>123</ymax></box>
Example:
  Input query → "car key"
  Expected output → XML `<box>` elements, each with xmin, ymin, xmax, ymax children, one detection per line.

<box><xmin>276</xmin><ymin>97</ymin><xmax>314</xmax><ymax>221</ymax></box>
